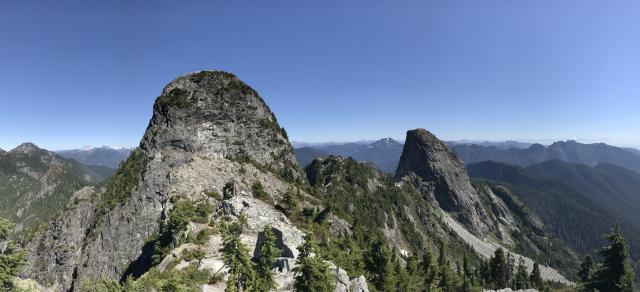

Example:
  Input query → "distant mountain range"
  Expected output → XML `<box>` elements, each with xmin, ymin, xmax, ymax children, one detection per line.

<box><xmin>294</xmin><ymin>138</ymin><xmax>640</xmax><ymax>175</ymax></box>
<box><xmin>447</xmin><ymin>140</ymin><xmax>533</xmax><ymax>149</ymax></box>
<box><xmin>453</xmin><ymin>140</ymin><xmax>640</xmax><ymax>173</ymax></box>
<box><xmin>294</xmin><ymin>138</ymin><xmax>403</xmax><ymax>173</ymax></box>
<box><xmin>56</xmin><ymin>146</ymin><xmax>132</xmax><ymax>169</ymax></box>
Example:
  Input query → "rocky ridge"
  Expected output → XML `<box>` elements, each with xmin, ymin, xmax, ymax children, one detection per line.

<box><xmin>22</xmin><ymin>71</ymin><xmax>367</xmax><ymax>291</ymax></box>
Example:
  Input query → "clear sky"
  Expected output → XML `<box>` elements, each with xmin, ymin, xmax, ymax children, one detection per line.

<box><xmin>1</xmin><ymin>1</ymin><xmax>639</xmax><ymax>150</ymax></box>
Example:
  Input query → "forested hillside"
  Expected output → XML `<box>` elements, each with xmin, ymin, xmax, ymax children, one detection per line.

<box><xmin>0</xmin><ymin>143</ymin><xmax>106</xmax><ymax>234</ymax></box>
<box><xmin>467</xmin><ymin>161</ymin><xmax>640</xmax><ymax>264</ymax></box>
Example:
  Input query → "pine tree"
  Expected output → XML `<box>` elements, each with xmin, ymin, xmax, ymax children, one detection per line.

<box><xmin>460</xmin><ymin>255</ymin><xmax>480</xmax><ymax>292</ymax></box>
<box><xmin>364</xmin><ymin>234</ymin><xmax>395</xmax><ymax>291</ymax></box>
<box><xmin>513</xmin><ymin>258</ymin><xmax>529</xmax><ymax>290</ymax></box>
<box><xmin>478</xmin><ymin>260</ymin><xmax>490</xmax><ymax>288</ymax></box>
<box><xmin>436</xmin><ymin>243</ymin><xmax>461</xmax><ymax>292</ymax></box>
<box><xmin>293</xmin><ymin>234</ymin><xmax>335</xmax><ymax>292</ymax></box>
<box><xmin>420</xmin><ymin>250</ymin><xmax>440</xmax><ymax>291</ymax></box>
<box><xmin>220</xmin><ymin>219</ymin><xmax>255</xmax><ymax>292</ymax></box>
<box><xmin>529</xmin><ymin>262</ymin><xmax>542</xmax><ymax>289</ymax></box>
<box><xmin>405</xmin><ymin>253</ymin><xmax>421</xmax><ymax>291</ymax></box>
<box><xmin>253</xmin><ymin>225</ymin><xmax>282</xmax><ymax>292</ymax></box>
<box><xmin>505</xmin><ymin>253</ymin><xmax>515</xmax><ymax>286</ymax></box>
<box><xmin>281</xmin><ymin>189</ymin><xmax>300</xmax><ymax>217</ymax></box>
<box><xmin>587</xmin><ymin>224</ymin><xmax>635</xmax><ymax>292</ymax></box>
<box><xmin>578</xmin><ymin>256</ymin><xmax>594</xmax><ymax>283</ymax></box>
<box><xmin>489</xmin><ymin>248</ymin><xmax>508</xmax><ymax>289</ymax></box>
<box><xmin>394</xmin><ymin>259</ymin><xmax>410</xmax><ymax>292</ymax></box>
<box><xmin>0</xmin><ymin>217</ymin><xmax>27</xmax><ymax>289</ymax></box>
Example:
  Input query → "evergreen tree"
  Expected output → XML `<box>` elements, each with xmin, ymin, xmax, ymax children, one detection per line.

<box><xmin>420</xmin><ymin>250</ymin><xmax>440</xmax><ymax>291</ymax></box>
<box><xmin>460</xmin><ymin>255</ymin><xmax>480</xmax><ymax>292</ymax></box>
<box><xmin>529</xmin><ymin>262</ymin><xmax>542</xmax><ymax>289</ymax></box>
<box><xmin>478</xmin><ymin>260</ymin><xmax>490</xmax><ymax>288</ymax></box>
<box><xmin>578</xmin><ymin>256</ymin><xmax>594</xmax><ymax>283</ymax></box>
<box><xmin>220</xmin><ymin>219</ymin><xmax>255</xmax><ymax>292</ymax></box>
<box><xmin>513</xmin><ymin>258</ymin><xmax>529</xmax><ymax>290</ymax></box>
<box><xmin>587</xmin><ymin>224</ymin><xmax>635</xmax><ymax>292</ymax></box>
<box><xmin>394</xmin><ymin>259</ymin><xmax>410</xmax><ymax>292</ymax></box>
<box><xmin>0</xmin><ymin>217</ymin><xmax>27</xmax><ymax>289</ymax></box>
<box><xmin>293</xmin><ymin>234</ymin><xmax>335</xmax><ymax>292</ymax></box>
<box><xmin>489</xmin><ymin>248</ymin><xmax>508</xmax><ymax>289</ymax></box>
<box><xmin>505</xmin><ymin>253</ymin><xmax>515</xmax><ymax>286</ymax></box>
<box><xmin>436</xmin><ymin>243</ymin><xmax>461</xmax><ymax>292</ymax></box>
<box><xmin>364</xmin><ymin>234</ymin><xmax>395</xmax><ymax>291</ymax></box>
<box><xmin>405</xmin><ymin>253</ymin><xmax>421</xmax><ymax>291</ymax></box>
<box><xmin>439</xmin><ymin>264</ymin><xmax>461</xmax><ymax>292</ymax></box>
<box><xmin>281</xmin><ymin>189</ymin><xmax>300</xmax><ymax>217</ymax></box>
<box><xmin>253</xmin><ymin>225</ymin><xmax>282</xmax><ymax>292</ymax></box>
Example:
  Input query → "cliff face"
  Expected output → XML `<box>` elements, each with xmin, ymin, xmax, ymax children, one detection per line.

<box><xmin>23</xmin><ymin>71</ymin><xmax>367</xmax><ymax>291</ymax></box>
<box><xmin>22</xmin><ymin>72</ymin><xmax>289</xmax><ymax>288</ymax></box>
<box><xmin>140</xmin><ymin>71</ymin><xmax>299</xmax><ymax>177</ymax></box>
<box><xmin>395</xmin><ymin>129</ymin><xmax>491</xmax><ymax>235</ymax></box>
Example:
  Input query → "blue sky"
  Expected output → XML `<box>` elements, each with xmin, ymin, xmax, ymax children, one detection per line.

<box><xmin>1</xmin><ymin>1</ymin><xmax>639</xmax><ymax>150</ymax></box>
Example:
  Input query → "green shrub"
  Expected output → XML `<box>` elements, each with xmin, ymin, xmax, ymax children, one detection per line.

<box><xmin>182</xmin><ymin>248</ymin><xmax>206</xmax><ymax>261</ymax></box>
<box><xmin>194</xmin><ymin>228</ymin><xmax>215</xmax><ymax>245</ymax></box>
<box><xmin>251</xmin><ymin>181</ymin><xmax>269</xmax><ymax>199</ymax></box>
<box><xmin>204</xmin><ymin>190</ymin><xmax>222</xmax><ymax>201</ymax></box>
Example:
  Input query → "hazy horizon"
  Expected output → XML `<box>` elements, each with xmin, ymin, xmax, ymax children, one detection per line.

<box><xmin>2</xmin><ymin>1</ymin><xmax>639</xmax><ymax>150</ymax></box>
<box><xmin>2</xmin><ymin>136</ymin><xmax>639</xmax><ymax>152</ymax></box>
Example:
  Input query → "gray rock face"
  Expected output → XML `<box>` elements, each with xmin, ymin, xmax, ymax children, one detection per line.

<box><xmin>22</xmin><ymin>187</ymin><xmax>98</xmax><ymax>291</ymax></box>
<box><xmin>141</xmin><ymin>71</ymin><xmax>299</xmax><ymax>179</ymax></box>
<box><xmin>395</xmin><ymin>128</ymin><xmax>491</xmax><ymax>235</ymax></box>
<box><xmin>24</xmin><ymin>71</ymin><xmax>304</xmax><ymax>291</ymax></box>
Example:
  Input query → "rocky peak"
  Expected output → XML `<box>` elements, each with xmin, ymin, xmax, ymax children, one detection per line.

<box><xmin>395</xmin><ymin>128</ymin><xmax>491</xmax><ymax>235</ymax></box>
<box><xmin>10</xmin><ymin>142</ymin><xmax>45</xmax><ymax>155</ymax></box>
<box><xmin>141</xmin><ymin>70</ymin><xmax>299</xmax><ymax>177</ymax></box>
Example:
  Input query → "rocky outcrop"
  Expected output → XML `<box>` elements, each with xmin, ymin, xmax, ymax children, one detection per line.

<box><xmin>75</xmin><ymin>71</ymin><xmax>303</xmax><ymax>287</ymax></box>
<box><xmin>23</xmin><ymin>187</ymin><xmax>98</xmax><ymax>291</ymax></box>
<box><xmin>395</xmin><ymin>129</ymin><xmax>491</xmax><ymax>235</ymax></box>
<box><xmin>22</xmin><ymin>71</ymin><xmax>332</xmax><ymax>291</ymax></box>
<box><xmin>140</xmin><ymin>70</ymin><xmax>300</xmax><ymax>179</ymax></box>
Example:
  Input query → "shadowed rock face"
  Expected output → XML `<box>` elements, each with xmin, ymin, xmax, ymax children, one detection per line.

<box><xmin>395</xmin><ymin>128</ymin><xmax>491</xmax><ymax>235</ymax></box>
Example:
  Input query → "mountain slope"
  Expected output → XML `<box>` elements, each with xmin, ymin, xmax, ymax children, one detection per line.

<box><xmin>21</xmin><ymin>71</ymin><xmax>362</xmax><ymax>291</ymax></box>
<box><xmin>528</xmin><ymin>160</ymin><xmax>640</xmax><ymax>227</ymax></box>
<box><xmin>0</xmin><ymin>143</ymin><xmax>105</xmax><ymax>233</ymax></box>
<box><xmin>454</xmin><ymin>140</ymin><xmax>640</xmax><ymax>173</ymax></box>
<box><xmin>394</xmin><ymin>129</ymin><xmax>576</xmax><ymax>282</ymax></box>
<box><xmin>56</xmin><ymin>147</ymin><xmax>132</xmax><ymax>169</ymax></box>
<box><xmin>467</xmin><ymin>161</ymin><xmax>640</xmax><ymax>259</ymax></box>
<box><xmin>21</xmin><ymin>72</ymin><xmax>580</xmax><ymax>291</ymax></box>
